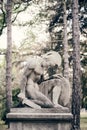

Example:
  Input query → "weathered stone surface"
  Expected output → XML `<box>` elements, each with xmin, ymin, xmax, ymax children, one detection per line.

<box><xmin>7</xmin><ymin>108</ymin><xmax>72</xmax><ymax>130</ymax></box>
<box><xmin>10</xmin><ymin>122</ymin><xmax>71</xmax><ymax>130</ymax></box>
<box><xmin>10</xmin><ymin>108</ymin><xmax>70</xmax><ymax>113</ymax></box>
<box><xmin>18</xmin><ymin>51</ymin><xmax>71</xmax><ymax>109</ymax></box>
<box><xmin>22</xmin><ymin>98</ymin><xmax>41</xmax><ymax>109</ymax></box>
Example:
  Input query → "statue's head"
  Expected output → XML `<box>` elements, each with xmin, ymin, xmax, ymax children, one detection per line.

<box><xmin>41</xmin><ymin>51</ymin><xmax>62</xmax><ymax>68</ymax></box>
<box><xmin>26</xmin><ymin>51</ymin><xmax>62</xmax><ymax>79</ymax></box>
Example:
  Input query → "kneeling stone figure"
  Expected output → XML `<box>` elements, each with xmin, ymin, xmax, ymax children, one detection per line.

<box><xmin>18</xmin><ymin>51</ymin><xmax>71</xmax><ymax>110</ymax></box>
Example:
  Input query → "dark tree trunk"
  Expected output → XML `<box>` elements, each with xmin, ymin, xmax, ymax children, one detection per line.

<box><xmin>72</xmin><ymin>0</ymin><xmax>81</xmax><ymax>130</ymax></box>
<box><xmin>6</xmin><ymin>0</ymin><xmax>12</xmax><ymax>113</ymax></box>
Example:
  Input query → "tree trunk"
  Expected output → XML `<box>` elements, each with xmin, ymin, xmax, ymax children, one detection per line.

<box><xmin>6</xmin><ymin>0</ymin><xmax>12</xmax><ymax>113</ymax></box>
<box><xmin>63</xmin><ymin>0</ymin><xmax>69</xmax><ymax>80</ymax></box>
<box><xmin>72</xmin><ymin>0</ymin><xmax>81</xmax><ymax>130</ymax></box>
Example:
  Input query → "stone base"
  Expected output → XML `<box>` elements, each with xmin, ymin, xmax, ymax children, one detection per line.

<box><xmin>7</xmin><ymin>108</ymin><xmax>72</xmax><ymax>130</ymax></box>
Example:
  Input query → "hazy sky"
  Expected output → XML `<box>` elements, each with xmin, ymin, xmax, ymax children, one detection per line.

<box><xmin>0</xmin><ymin>4</ymin><xmax>47</xmax><ymax>49</ymax></box>
<box><xmin>0</xmin><ymin>26</ymin><xmax>26</xmax><ymax>49</ymax></box>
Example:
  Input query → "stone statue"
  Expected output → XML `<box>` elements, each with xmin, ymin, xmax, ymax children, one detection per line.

<box><xmin>18</xmin><ymin>51</ymin><xmax>71</xmax><ymax>110</ymax></box>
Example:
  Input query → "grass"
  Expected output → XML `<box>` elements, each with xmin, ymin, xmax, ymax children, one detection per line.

<box><xmin>0</xmin><ymin>120</ymin><xmax>8</xmax><ymax>130</ymax></box>
<box><xmin>80</xmin><ymin>112</ymin><xmax>87</xmax><ymax>130</ymax></box>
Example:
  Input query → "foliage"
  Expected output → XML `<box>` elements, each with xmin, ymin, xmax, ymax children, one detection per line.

<box><xmin>12</xmin><ymin>88</ymin><xmax>20</xmax><ymax>107</ymax></box>
<box><xmin>0</xmin><ymin>47</ymin><xmax>21</xmax><ymax>121</ymax></box>
<box><xmin>0</xmin><ymin>0</ymin><xmax>87</xmax><ymax>123</ymax></box>
<box><xmin>79</xmin><ymin>0</ymin><xmax>87</xmax><ymax>36</ymax></box>
<box><xmin>0</xmin><ymin>59</ymin><xmax>6</xmax><ymax>121</ymax></box>
<box><xmin>81</xmin><ymin>68</ymin><xmax>87</xmax><ymax>109</ymax></box>
<box><xmin>81</xmin><ymin>40</ymin><xmax>87</xmax><ymax>109</ymax></box>
<box><xmin>0</xmin><ymin>88</ymin><xmax>20</xmax><ymax>122</ymax></box>
<box><xmin>0</xmin><ymin>0</ymin><xmax>32</xmax><ymax>35</ymax></box>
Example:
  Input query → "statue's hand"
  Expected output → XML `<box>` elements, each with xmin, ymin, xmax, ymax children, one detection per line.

<box><xmin>18</xmin><ymin>92</ymin><xmax>26</xmax><ymax>101</ymax></box>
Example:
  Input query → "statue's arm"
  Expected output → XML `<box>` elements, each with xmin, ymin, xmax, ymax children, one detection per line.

<box><xmin>20</xmin><ymin>66</ymin><xmax>32</xmax><ymax>94</ymax></box>
<box><xmin>20</xmin><ymin>75</ymin><xmax>27</xmax><ymax>94</ymax></box>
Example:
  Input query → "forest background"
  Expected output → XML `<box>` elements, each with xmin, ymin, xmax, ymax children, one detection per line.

<box><xmin>0</xmin><ymin>0</ymin><xmax>87</xmax><ymax>127</ymax></box>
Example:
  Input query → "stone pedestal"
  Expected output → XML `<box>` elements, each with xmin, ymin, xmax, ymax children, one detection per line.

<box><xmin>7</xmin><ymin>108</ymin><xmax>72</xmax><ymax>130</ymax></box>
